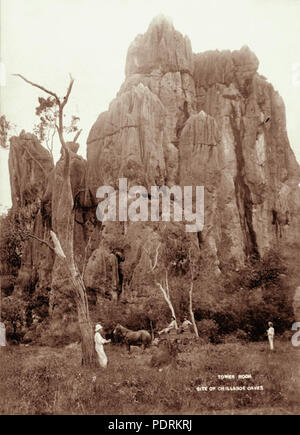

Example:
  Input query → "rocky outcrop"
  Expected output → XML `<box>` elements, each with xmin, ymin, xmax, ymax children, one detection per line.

<box><xmin>87</xmin><ymin>83</ymin><xmax>168</xmax><ymax>192</ymax></box>
<box><xmin>9</xmin><ymin>131</ymin><xmax>54</xmax><ymax>209</ymax></box>
<box><xmin>6</xmin><ymin>133</ymin><xmax>55</xmax><ymax>330</ymax></box>
<box><xmin>84</xmin><ymin>247</ymin><xmax>120</xmax><ymax>300</ymax></box>
<box><xmin>5</xmin><ymin>133</ymin><xmax>97</xmax><ymax>325</ymax></box>
<box><xmin>6</xmin><ymin>16</ymin><xmax>300</xmax><ymax>332</ymax></box>
<box><xmin>179</xmin><ymin>111</ymin><xmax>220</xmax><ymax>264</ymax></box>
<box><xmin>125</xmin><ymin>15</ymin><xmax>193</xmax><ymax>77</ymax></box>
<box><xmin>87</xmin><ymin>16</ymin><xmax>300</xmax><ymax>275</ymax></box>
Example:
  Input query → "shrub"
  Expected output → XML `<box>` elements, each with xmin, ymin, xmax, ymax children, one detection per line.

<box><xmin>196</xmin><ymin>319</ymin><xmax>219</xmax><ymax>343</ymax></box>
<box><xmin>193</xmin><ymin>250</ymin><xmax>294</xmax><ymax>341</ymax></box>
<box><xmin>223</xmin><ymin>329</ymin><xmax>249</xmax><ymax>344</ymax></box>
<box><xmin>0</xmin><ymin>212</ymin><xmax>22</xmax><ymax>272</ymax></box>
<box><xmin>38</xmin><ymin>318</ymin><xmax>80</xmax><ymax>347</ymax></box>
<box><xmin>1</xmin><ymin>295</ymin><xmax>27</xmax><ymax>342</ymax></box>
<box><xmin>150</xmin><ymin>346</ymin><xmax>174</xmax><ymax>368</ymax></box>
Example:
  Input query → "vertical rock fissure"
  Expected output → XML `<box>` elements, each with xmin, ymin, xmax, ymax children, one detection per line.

<box><xmin>230</xmin><ymin>109</ymin><xmax>259</xmax><ymax>258</ymax></box>
<box><xmin>115</xmin><ymin>250</ymin><xmax>124</xmax><ymax>298</ymax></box>
<box><xmin>197</xmin><ymin>231</ymin><xmax>203</xmax><ymax>249</ymax></box>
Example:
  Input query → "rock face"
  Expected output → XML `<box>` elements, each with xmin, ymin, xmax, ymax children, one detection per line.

<box><xmin>9</xmin><ymin>131</ymin><xmax>54</xmax><ymax>209</ymax></box>
<box><xmin>87</xmin><ymin>16</ymin><xmax>300</xmax><ymax>272</ymax></box>
<box><xmin>6</xmin><ymin>133</ymin><xmax>96</xmax><ymax>326</ymax></box>
<box><xmin>5</xmin><ymin>16</ymin><xmax>300</xmax><ymax>331</ymax></box>
<box><xmin>7</xmin><ymin>132</ymin><xmax>55</xmax><ymax>328</ymax></box>
<box><xmin>125</xmin><ymin>15</ymin><xmax>194</xmax><ymax>77</ymax></box>
<box><xmin>87</xmin><ymin>83</ymin><xmax>168</xmax><ymax>192</ymax></box>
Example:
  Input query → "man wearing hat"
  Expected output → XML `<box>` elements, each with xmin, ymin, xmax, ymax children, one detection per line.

<box><xmin>94</xmin><ymin>324</ymin><xmax>111</xmax><ymax>368</ymax></box>
<box><xmin>158</xmin><ymin>316</ymin><xmax>178</xmax><ymax>335</ymax></box>
<box><xmin>266</xmin><ymin>321</ymin><xmax>275</xmax><ymax>351</ymax></box>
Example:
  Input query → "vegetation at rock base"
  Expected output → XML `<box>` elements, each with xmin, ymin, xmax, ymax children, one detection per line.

<box><xmin>0</xmin><ymin>211</ymin><xmax>22</xmax><ymax>271</ymax></box>
<box><xmin>1</xmin><ymin>15</ymin><xmax>300</xmax><ymax>416</ymax></box>
<box><xmin>0</xmin><ymin>340</ymin><xmax>299</xmax><ymax>415</ymax></box>
<box><xmin>0</xmin><ymin>115</ymin><xmax>16</xmax><ymax>149</ymax></box>
<box><xmin>0</xmin><ymin>208</ymin><xmax>295</xmax><ymax>346</ymax></box>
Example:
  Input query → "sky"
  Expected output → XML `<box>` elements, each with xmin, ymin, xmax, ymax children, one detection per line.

<box><xmin>1</xmin><ymin>0</ymin><xmax>300</xmax><ymax>210</ymax></box>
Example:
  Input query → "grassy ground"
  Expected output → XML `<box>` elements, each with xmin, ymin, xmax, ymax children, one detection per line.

<box><xmin>0</xmin><ymin>339</ymin><xmax>299</xmax><ymax>415</ymax></box>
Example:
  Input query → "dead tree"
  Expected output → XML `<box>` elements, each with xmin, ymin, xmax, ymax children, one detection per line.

<box><xmin>145</xmin><ymin>240</ymin><xmax>199</xmax><ymax>338</ymax></box>
<box><xmin>156</xmin><ymin>271</ymin><xmax>178</xmax><ymax>330</ymax></box>
<box><xmin>188</xmin><ymin>250</ymin><xmax>199</xmax><ymax>337</ymax></box>
<box><xmin>15</xmin><ymin>73</ymin><xmax>96</xmax><ymax>367</ymax></box>
<box><xmin>144</xmin><ymin>243</ymin><xmax>178</xmax><ymax>330</ymax></box>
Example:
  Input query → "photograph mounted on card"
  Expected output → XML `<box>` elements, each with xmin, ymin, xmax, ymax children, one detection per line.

<box><xmin>0</xmin><ymin>0</ymin><xmax>299</xmax><ymax>418</ymax></box>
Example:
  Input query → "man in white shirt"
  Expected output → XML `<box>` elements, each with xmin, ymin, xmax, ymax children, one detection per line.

<box><xmin>0</xmin><ymin>322</ymin><xmax>6</xmax><ymax>347</ymax></box>
<box><xmin>158</xmin><ymin>316</ymin><xmax>177</xmax><ymax>335</ymax></box>
<box><xmin>94</xmin><ymin>324</ymin><xmax>111</xmax><ymax>368</ymax></box>
<box><xmin>179</xmin><ymin>317</ymin><xmax>192</xmax><ymax>333</ymax></box>
<box><xmin>267</xmin><ymin>321</ymin><xmax>275</xmax><ymax>351</ymax></box>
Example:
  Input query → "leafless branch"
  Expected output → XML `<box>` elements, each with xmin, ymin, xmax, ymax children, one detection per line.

<box><xmin>143</xmin><ymin>242</ymin><xmax>160</xmax><ymax>272</ymax></box>
<box><xmin>13</xmin><ymin>71</ymin><xmax>97</xmax><ymax>366</ymax></box>
<box><xmin>165</xmin><ymin>269</ymin><xmax>170</xmax><ymax>298</ymax></box>
<box><xmin>73</xmin><ymin>128</ymin><xmax>82</xmax><ymax>143</ymax></box>
<box><xmin>14</xmin><ymin>73</ymin><xmax>75</xmax><ymax>152</ymax></box>
<box><xmin>21</xmin><ymin>144</ymin><xmax>47</xmax><ymax>175</ymax></box>
<box><xmin>188</xmin><ymin>249</ymin><xmax>199</xmax><ymax>337</ymax></box>
<box><xmin>152</xmin><ymin>243</ymin><xmax>160</xmax><ymax>271</ymax></box>
<box><xmin>156</xmin><ymin>281</ymin><xmax>178</xmax><ymax>329</ymax></box>
<box><xmin>61</xmin><ymin>74</ymin><xmax>74</xmax><ymax>109</ymax></box>
<box><xmin>12</xmin><ymin>74</ymin><xmax>60</xmax><ymax>104</ymax></box>
<box><xmin>23</xmin><ymin>231</ymin><xmax>55</xmax><ymax>252</ymax></box>
<box><xmin>81</xmin><ymin>235</ymin><xmax>92</xmax><ymax>279</ymax></box>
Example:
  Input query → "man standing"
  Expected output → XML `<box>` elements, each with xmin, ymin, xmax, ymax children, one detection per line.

<box><xmin>0</xmin><ymin>322</ymin><xmax>6</xmax><ymax>347</ymax></box>
<box><xmin>94</xmin><ymin>324</ymin><xmax>111</xmax><ymax>368</ymax></box>
<box><xmin>267</xmin><ymin>321</ymin><xmax>275</xmax><ymax>351</ymax></box>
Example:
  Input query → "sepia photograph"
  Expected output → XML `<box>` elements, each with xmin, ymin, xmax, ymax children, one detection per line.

<box><xmin>0</xmin><ymin>0</ymin><xmax>300</xmax><ymax>421</ymax></box>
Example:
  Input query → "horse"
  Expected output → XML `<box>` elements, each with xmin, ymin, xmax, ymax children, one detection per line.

<box><xmin>113</xmin><ymin>324</ymin><xmax>152</xmax><ymax>353</ymax></box>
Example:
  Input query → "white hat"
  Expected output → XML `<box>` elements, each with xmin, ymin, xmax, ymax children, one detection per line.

<box><xmin>95</xmin><ymin>324</ymin><xmax>103</xmax><ymax>332</ymax></box>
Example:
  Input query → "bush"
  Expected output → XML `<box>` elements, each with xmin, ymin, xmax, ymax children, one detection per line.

<box><xmin>193</xmin><ymin>250</ymin><xmax>294</xmax><ymax>341</ymax></box>
<box><xmin>37</xmin><ymin>318</ymin><xmax>80</xmax><ymax>347</ymax></box>
<box><xmin>197</xmin><ymin>319</ymin><xmax>219</xmax><ymax>343</ymax></box>
<box><xmin>0</xmin><ymin>212</ymin><xmax>22</xmax><ymax>272</ymax></box>
<box><xmin>1</xmin><ymin>296</ymin><xmax>27</xmax><ymax>342</ymax></box>
<box><xmin>93</xmin><ymin>297</ymin><xmax>129</xmax><ymax>333</ymax></box>
<box><xmin>276</xmin><ymin>330</ymin><xmax>293</xmax><ymax>342</ymax></box>
<box><xmin>223</xmin><ymin>329</ymin><xmax>250</xmax><ymax>344</ymax></box>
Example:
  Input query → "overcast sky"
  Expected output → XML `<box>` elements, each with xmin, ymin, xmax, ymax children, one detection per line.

<box><xmin>1</xmin><ymin>0</ymin><xmax>300</xmax><ymax>209</ymax></box>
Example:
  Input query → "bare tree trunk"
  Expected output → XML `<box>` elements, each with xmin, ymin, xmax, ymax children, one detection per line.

<box><xmin>156</xmin><ymin>277</ymin><xmax>178</xmax><ymax>329</ymax></box>
<box><xmin>144</xmin><ymin>245</ymin><xmax>178</xmax><ymax>330</ymax></box>
<box><xmin>189</xmin><ymin>254</ymin><xmax>199</xmax><ymax>338</ymax></box>
<box><xmin>15</xmin><ymin>73</ymin><xmax>97</xmax><ymax>367</ymax></box>
<box><xmin>25</xmin><ymin>229</ymin><xmax>97</xmax><ymax>366</ymax></box>
<box><xmin>189</xmin><ymin>279</ymin><xmax>199</xmax><ymax>338</ymax></box>
<box><xmin>72</xmin><ymin>270</ymin><xmax>96</xmax><ymax>366</ymax></box>
<box><xmin>50</xmin><ymin>151</ymin><xmax>97</xmax><ymax>368</ymax></box>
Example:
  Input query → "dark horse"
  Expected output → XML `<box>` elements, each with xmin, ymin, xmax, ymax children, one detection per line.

<box><xmin>113</xmin><ymin>324</ymin><xmax>152</xmax><ymax>353</ymax></box>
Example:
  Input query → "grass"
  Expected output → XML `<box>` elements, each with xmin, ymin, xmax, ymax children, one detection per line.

<box><xmin>0</xmin><ymin>339</ymin><xmax>299</xmax><ymax>415</ymax></box>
